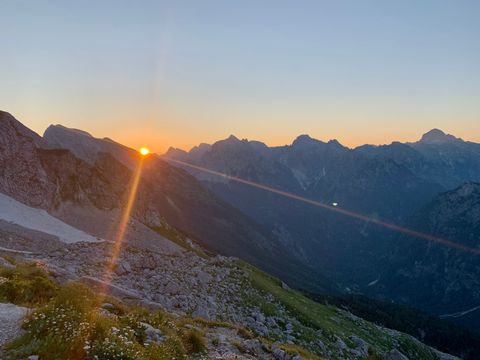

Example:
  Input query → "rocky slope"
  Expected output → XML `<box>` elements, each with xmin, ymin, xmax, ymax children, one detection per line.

<box><xmin>0</xmin><ymin>111</ymin><xmax>338</xmax><ymax>295</ymax></box>
<box><xmin>0</xmin><ymin>237</ymin><xmax>462</xmax><ymax>360</ymax></box>
<box><xmin>366</xmin><ymin>182</ymin><xmax>480</xmax><ymax>332</ymax></box>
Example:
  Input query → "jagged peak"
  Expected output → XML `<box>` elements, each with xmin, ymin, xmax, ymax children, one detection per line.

<box><xmin>164</xmin><ymin>146</ymin><xmax>188</xmax><ymax>157</ymax></box>
<box><xmin>188</xmin><ymin>142</ymin><xmax>212</xmax><ymax>153</ymax></box>
<box><xmin>327</xmin><ymin>139</ymin><xmax>344</xmax><ymax>148</ymax></box>
<box><xmin>211</xmin><ymin>135</ymin><xmax>248</xmax><ymax>151</ymax></box>
<box><xmin>227</xmin><ymin>134</ymin><xmax>241</xmax><ymax>142</ymax></box>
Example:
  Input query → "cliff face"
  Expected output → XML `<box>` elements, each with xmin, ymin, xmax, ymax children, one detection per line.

<box><xmin>370</xmin><ymin>182</ymin><xmax>480</xmax><ymax>331</ymax></box>
<box><xmin>0</xmin><ymin>111</ymin><xmax>57</xmax><ymax>208</ymax></box>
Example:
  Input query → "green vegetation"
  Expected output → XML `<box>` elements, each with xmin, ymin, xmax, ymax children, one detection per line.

<box><xmin>236</xmin><ymin>260</ymin><xmax>447</xmax><ymax>360</ymax></box>
<box><xmin>0</xmin><ymin>258</ymin><xmax>465</xmax><ymax>360</ymax></box>
<box><xmin>0</xmin><ymin>261</ymin><xmax>58</xmax><ymax>306</ymax></box>
<box><xmin>0</xmin><ymin>262</ymin><xmax>324</xmax><ymax>360</ymax></box>
<box><xmin>299</xmin><ymin>290</ymin><xmax>480</xmax><ymax>360</ymax></box>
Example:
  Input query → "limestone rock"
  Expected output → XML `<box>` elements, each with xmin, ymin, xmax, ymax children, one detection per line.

<box><xmin>382</xmin><ymin>349</ymin><xmax>409</xmax><ymax>360</ymax></box>
<box><xmin>197</xmin><ymin>271</ymin><xmax>214</xmax><ymax>285</ymax></box>
<box><xmin>191</xmin><ymin>307</ymin><xmax>210</xmax><ymax>321</ymax></box>
<box><xmin>333</xmin><ymin>339</ymin><xmax>347</xmax><ymax>350</ymax></box>
<box><xmin>164</xmin><ymin>281</ymin><xmax>179</xmax><ymax>295</ymax></box>
<box><xmin>243</xmin><ymin>339</ymin><xmax>263</xmax><ymax>356</ymax></box>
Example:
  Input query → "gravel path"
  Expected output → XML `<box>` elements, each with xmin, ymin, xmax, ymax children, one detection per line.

<box><xmin>0</xmin><ymin>303</ymin><xmax>30</xmax><ymax>354</ymax></box>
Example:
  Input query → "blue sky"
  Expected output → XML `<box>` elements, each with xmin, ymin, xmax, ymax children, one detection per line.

<box><xmin>1</xmin><ymin>1</ymin><xmax>479</xmax><ymax>153</ymax></box>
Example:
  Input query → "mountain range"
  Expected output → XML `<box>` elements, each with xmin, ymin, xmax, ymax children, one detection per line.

<box><xmin>163</xmin><ymin>128</ymin><xmax>480</xmax><ymax>332</ymax></box>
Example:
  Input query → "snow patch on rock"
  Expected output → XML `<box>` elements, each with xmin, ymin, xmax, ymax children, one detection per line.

<box><xmin>0</xmin><ymin>192</ymin><xmax>102</xmax><ymax>244</ymax></box>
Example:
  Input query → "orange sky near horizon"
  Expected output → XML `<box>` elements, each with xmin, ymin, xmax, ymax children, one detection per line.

<box><xmin>12</xmin><ymin>105</ymin><xmax>480</xmax><ymax>156</ymax></box>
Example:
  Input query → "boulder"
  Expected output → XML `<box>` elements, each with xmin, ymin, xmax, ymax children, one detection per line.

<box><xmin>243</xmin><ymin>339</ymin><xmax>263</xmax><ymax>356</ymax></box>
<box><xmin>114</xmin><ymin>263</ymin><xmax>127</xmax><ymax>276</ymax></box>
<box><xmin>281</xmin><ymin>282</ymin><xmax>291</xmax><ymax>292</ymax></box>
<box><xmin>0</xmin><ymin>257</ymin><xmax>15</xmax><ymax>268</ymax></box>
<box><xmin>154</xmin><ymin>294</ymin><xmax>172</xmax><ymax>308</ymax></box>
<box><xmin>333</xmin><ymin>339</ymin><xmax>347</xmax><ymax>350</ymax></box>
<box><xmin>382</xmin><ymin>349</ymin><xmax>409</xmax><ymax>360</ymax></box>
<box><xmin>266</xmin><ymin>316</ymin><xmax>278</xmax><ymax>327</ymax></box>
<box><xmin>197</xmin><ymin>271</ymin><xmax>214</xmax><ymax>285</ymax></box>
<box><xmin>164</xmin><ymin>281</ymin><xmax>179</xmax><ymax>295</ymax></box>
<box><xmin>251</xmin><ymin>311</ymin><xmax>265</xmax><ymax>323</ymax></box>
<box><xmin>272</xmin><ymin>346</ymin><xmax>291</xmax><ymax>360</ymax></box>
<box><xmin>191</xmin><ymin>307</ymin><xmax>210</xmax><ymax>321</ymax></box>
<box><xmin>351</xmin><ymin>336</ymin><xmax>369</xmax><ymax>356</ymax></box>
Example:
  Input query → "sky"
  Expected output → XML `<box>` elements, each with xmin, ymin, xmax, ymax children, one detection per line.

<box><xmin>1</xmin><ymin>0</ymin><xmax>479</xmax><ymax>154</ymax></box>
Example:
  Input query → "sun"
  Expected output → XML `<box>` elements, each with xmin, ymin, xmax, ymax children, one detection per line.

<box><xmin>140</xmin><ymin>147</ymin><xmax>149</xmax><ymax>155</ymax></box>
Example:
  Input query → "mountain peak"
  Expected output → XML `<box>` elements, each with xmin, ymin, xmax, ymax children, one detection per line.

<box><xmin>419</xmin><ymin>129</ymin><xmax>459</xmax><ymax>144</ymax></box>
<box><xmin>327</xmin><ymin>139</ymin><xmax>344</xmax><ymax>148</ymax></box>
<box><xmin>47</xmin><ymin>124</ymin><xmax>94</xmax><ymax>138</ymax></box>
<box><xmin>295</xmin><ymin>134</ymin><xmax>313</xmax><ymax>142</ymax></box>
<box><xmin>291</xmin><ymin>134</ymin><xmax>322</xmax><ymax>147</ymax></box>
<box><xmin>227</xmin><ymin>134</ymin><xmax>240</xmax><ymax>142</ymax></box>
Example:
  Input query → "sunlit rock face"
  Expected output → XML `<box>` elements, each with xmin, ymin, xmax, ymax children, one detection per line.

<box><xmin>0</xmin><ymin>111</ymin><xmax>56</xmax><ymax>208</ymax></box>
<box><xmin>370</xmin><ymin>182</ymin><xmax>480</xmax><ymax>331</ymax></box>
<box><xmin>44</xmin><ymin>124</ymin><xmax>142</xmax><ymax>171</ymax></box>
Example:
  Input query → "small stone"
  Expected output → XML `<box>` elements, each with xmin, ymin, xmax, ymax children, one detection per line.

<box><xmin>100</xmin><ymin>303</ymin><xmax>115</xmax><ymax>310</ymax></box>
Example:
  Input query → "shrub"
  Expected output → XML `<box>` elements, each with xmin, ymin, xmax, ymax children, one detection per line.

<box><xmin>0</xmin><ymin>262</ymin><xmax>58</xmax><ymax>306</ymax></box>
<box><xmin>184</xmin><ymin>329</ymin><xmax>205</xmax><ymax>354</ymax></box>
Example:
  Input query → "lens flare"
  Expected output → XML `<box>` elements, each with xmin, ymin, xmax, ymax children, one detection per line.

<box><xmin>163</xmin><ymin>157</ymin><xmax>480</xmax><ymax>255</ymax></box>
<box><xmin>140</xmin><ymin>147</ymin><xmax>149</xmax><ymax>155</ymax></box>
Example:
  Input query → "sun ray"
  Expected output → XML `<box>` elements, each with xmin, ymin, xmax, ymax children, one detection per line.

<box><xmin>71</xmin><ymin>153</ymin><xmax>147</xmax><ymax>357</ymax></box>
<box><xmin>102</xmin><ymin>156</ymin><xmax>145</xmax><ymax>288</ymax></box>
